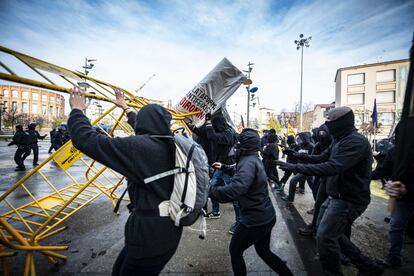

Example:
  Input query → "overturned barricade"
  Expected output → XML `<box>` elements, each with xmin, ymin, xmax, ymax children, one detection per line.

<box><xmin>0</xmin><ymin>45</ymin><xmax>245</xmax><ymax>275</ymax></box>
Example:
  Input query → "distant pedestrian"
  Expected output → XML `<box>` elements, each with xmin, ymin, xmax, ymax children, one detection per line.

<box><xmin>27</xmin><ymin>123</ymin><xmax>47</xmax><ymax>166</ymax></box>
<box><xmin>48</xmin><ymin>128</ymin><xmax>57</xmax><ymax>153</ymax></box>
<box><xmin>8</xmin><ymin>125</ymin><xmax>31</xmax><ymax>171</ymax></box>
<box><xmin>210</xmin><ymin>128</ymin><xmax>293</xmax><ymax>276</ymax></box>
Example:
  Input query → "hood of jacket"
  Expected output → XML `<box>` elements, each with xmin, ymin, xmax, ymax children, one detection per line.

<box><xmin>317</xmin><ymin>124</ymin><xmax>332</xmax><ymax>147</ymax></box>
<box><xmin>134</xmin><ymin>104</ymin><xmax>172</xmax><ymax>135</ymax></box>
<box><xmin>212</xmin><ymin>115</ymin><xmax>228</xmax><ymax>132</ymax></box>
<box><xmin>297</xmin><ymin>132</ymin><xmax>311</xmax><ymax>146</ymax></box>
<box><xmin>267</xmin><ymin>133</ymin><xmax>277</xmax><ymax>143</ymax></box>
<box><xmin>287</xmin><ymin>135</ymin><xmax>296</xmax><ymax>146</ymax></box>
<box><xmin>237</xmin><ymin>128</ymin><xmax>260</xmax><ymax>156</ymax></box>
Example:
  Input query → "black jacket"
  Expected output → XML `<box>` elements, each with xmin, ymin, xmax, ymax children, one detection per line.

<box><xmin>68</xmin><ymin>105</ymin><xmax>182</xmax><ymax>259</ymax></box>
<box><xmin>210</xmin><ymin>129</ymin><xmax>276</xmax><ymax>227</ymax></box>
<box><xmin>205</xmin><ymin>119</ymin><xmax>236</xmax><ymax>165</ymax></box>
<box><xmin>9</xmin><ymin>130</ymin><xmax>31</xmax><ymax>147</ymax></box>
<box><xmin>192</xmin><ymin>125</ymin><xmax>214</xmax><ymax>165</ymax></box>
<box><xmin>294</xmin><ymin>130</ymin><xmax>372</xmax><ymax>206</ymax></box>
<box><xmin>27</xmin><ymin>130</ymin><xmax>46</xmax><ymax>144</ymax></box>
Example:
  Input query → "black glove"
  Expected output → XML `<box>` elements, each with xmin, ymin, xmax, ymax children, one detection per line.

<box><xmin>275</xmin><ymin>161</ymin><xmax>297</xmax><ymax>173</ymax></box>
<box><xmin>282</xmin><ymin>148</ymin><xmax>296</xmax><ymax>156</ymax></box>
<box><xmin>183</xmin><ymin>117</ymin><xmax>195</xmax><ymax>130</ymax></box>
<box><xmin>293</xmin><ymin>152</ymin><xmax>308</xmax><ymax>161</ymax></box>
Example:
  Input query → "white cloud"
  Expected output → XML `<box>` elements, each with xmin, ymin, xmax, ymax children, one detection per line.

<box><xmin>0</xmin><ymin>0</ymin><xmax>412</xmax><ymax>117</ymax></box>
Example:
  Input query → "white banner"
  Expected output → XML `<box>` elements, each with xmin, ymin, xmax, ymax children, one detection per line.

<box><xmin>175</xmin><ymin>58</ymin><xmax>245</xmax><ymax>125</ymax></box>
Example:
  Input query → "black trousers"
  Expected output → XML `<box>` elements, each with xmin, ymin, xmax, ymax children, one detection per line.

<box><xmin>31</xmin><ymin>144</ymin><xmax>39</xmax><ymax>164</ymax></box>
<box><xmin>263</xmin><ymin>160</ymin><xmax>279</xmax><ymax>183</ymax></box>
<box><xmin>230</xmin><ymin>219</ymin><xmax>293</xmax><ymax>276</ymax></box>
<box><xmin>14</xmin><ymin>147</ymin><xmax>31</xmax><ymax>167</ymax></box>
<box><xmin>280</xmin><ymin>171</ymin><xmax>293</xmax><ymax>184</ymax></box>
<box><xmin>112</xmin><ymin>247</ymin><xmax>174</xmax><ymax>276</ymax></box>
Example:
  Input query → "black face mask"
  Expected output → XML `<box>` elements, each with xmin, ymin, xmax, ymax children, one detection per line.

<box><xmin>325</xmin><ymin>111</ymin><xmax>355</xmax><ymax>139</ymax></box>
<box><xmin>318</xmin><ymin>134</ymin><xmax>332</xmax><ymax>146</ymax></box>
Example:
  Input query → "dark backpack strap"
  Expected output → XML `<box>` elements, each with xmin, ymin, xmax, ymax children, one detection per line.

<box><xmin>180</xmin><ymin>144</ymin><xmax>196</xmax><ymax>204</ymax></box>
<box><xmin>113</xmin><ymin>186</ymin><xmax>129</xmax><ymax>213</ymax></box>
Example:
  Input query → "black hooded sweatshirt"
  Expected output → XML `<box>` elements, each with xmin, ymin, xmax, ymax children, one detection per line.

<box><xmin>205</xmin><ymin>115</ymin><xmax>236</xmax><ymax>165</ymax></box>
<box><xmin>210</xmin><ymin>129</ymin><xmax>276</xmax><ymax>227</ymax></box>
<box><xmin>68</xmin><ymin>104</ymin><xmax>182</xmax><ymax>259</ymax></box>
<box><xmin>293</xmin><ymin>111</ymin><xmax>372</xmax><ymax>206</ymax></box>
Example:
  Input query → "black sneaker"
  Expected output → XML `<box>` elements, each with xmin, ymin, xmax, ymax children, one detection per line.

<box><xmin>383</xmin><ymin>255</ymin><xmax>401</xmax><ymax>267</ymax></box>
<box><xmin>275</xmin><ymin>183</ymin><xmax>285</xmax><ymax>192</ymax></box>
<box><xmin>15</xmin><ymin>166</ymin><xmax>26</xmax><ymax>171</ymax></box>
<box><xmin>281</xmin><ymin>196</ymin><xmax>293</xmax><ymax>202</ymax></box>
<box><xmin>206</xmin><ymin>212</ymin><xmax>221</xmax><ymax>219</ymax></box>
<box><xmin>298</xmin><ymin>188</ymin><xmax>305</xmax><ymax>194</ymax></box>
<box><xmin>298</xmin><ymin>225</ymin><xmax>316</xmax><ymax>237</ymax></box>
<box><xmin>307</xmin><ymin>208</ymin><xmax>315</xmax><ymax>215</ymax></box>
<box><xmin>33</xmin><ymin>163</ymin><xmax>39</xmax><ymax>166</ymax></box>
<box><xmin>357</xmin><ymin>258</ymin><xmax>385</xmax><ymax>276</ymax></box>
<box><xmin>228</xmin><ymin>222</ymin><xmax>238</xmax><ymax>235</ymax></box>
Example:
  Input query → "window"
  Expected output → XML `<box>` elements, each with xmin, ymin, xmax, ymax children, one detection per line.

<box><xmin>42</xmin><ymin>104</ymin><xmax>47</xmax><ymax>115</ymax></box>
<box><xmin>12</xmin><ymin>101</ymin><xmax>18</xmax><ymax>112</ymax></box>
<box><xmin>12</xmin><ymin>90</ymin><xmax>19</xmax><ymax>98</ymax></box>
<box><xmin>376</xmin><ymin>70</ymin><xmax>395</xmax><ymax>83</ymax></box>
<box><xmin>49</xmin><ymin>106</ymin><xmax>54</xmax><ymax>116</ymax></box>
<box><xmin>347</xmin><ymin>93</ymin><xmax>365</xmax><ymax>105</ymax></box>
<box><xmin>378</xmin><ymin>112</ymin><xmax>395</xmax><ymax>126</ymax></box>
<box><xmin>42</xmin><ymin>94</ymin><xmax>47</xmax><ymax>102</ymax></box>
<box><xmin>32</xmin><ymin>103</ymin><xmax>38</xmax><ymax>114</ymax></box>
<box><xmin>22</xmin><ymin>102</ymin><xmax>28</xmax><ymax>113</ymax></box>
<box><xmin>347</xmin><ymin>73</ymin><xmax>365</xmax><ymax>85</ymax></box>
<box><xmin>3</xmin><ymin>90</ymin><xmax>9</xmax><ymax>97</ymax></box>
<box><xmin>376</xmin><ymin>91</ymin><xmax>395</xmax><ymax>104</ymax></box>
<box><xmin>22</xmin><ymin>91</ymin><xmax>29</xmax><ymax>99</ymax></box>
<box><xmin>56</xmin><ymin>107</ymin><xmax>60</xmax><ymax>116</ymax></box>
<box><xmin>3</xmin><ymin>101</ymin><xmax>8</xmax><ymax>110</ymax></box>
<box><xmin>50</xmin><ymin>96</ymin><xmax>55</xmax><ymax>104</ymax></box>
<box><xmin>32</xmin><ymin>93</ymin><xmax>38</xmax><ymax>101</ymax></box>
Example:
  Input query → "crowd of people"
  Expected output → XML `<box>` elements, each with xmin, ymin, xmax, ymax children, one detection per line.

<box><xmin>8</xmin><ymin>123</ymin><xmax>70</xmax><ymax>170</ymax></box>
<box><xmin>63</xmin><ymin>82</ymin><xmax>414</xmax><ymax>276</ymax></box>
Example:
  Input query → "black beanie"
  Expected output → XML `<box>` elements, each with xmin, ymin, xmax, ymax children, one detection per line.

<box><xmin>325</xmin><ymin>107</ymin><xmax>355</xmax><ymax>139</ymax></box>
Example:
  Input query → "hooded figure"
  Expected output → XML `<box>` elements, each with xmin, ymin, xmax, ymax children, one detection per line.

<box><xmin>261</xmin><ymin>133</ymin><xmax>280</xmax><ymax>185</ymax></box>
<box><xmin>68</xmin><ymin>104</ymin><xmax>182</xmax><ymax>275</ymax></box>
<box><xmin>27</xmin><ymin>123</ymin><xmax>47</xmax><ymax>166</ymax></box>
<box><xmin>277</xmin><ymin>106</ymin><xmax>383</xmax><ymax>275</ymax></box>
<box><xmin>206</xmin><ymin>115</ymin><xmax>236</xmax><ymax>164</ymax></box>
<box><xmin>209</xmin><ymin>128</ymin><xmax>293</xmax><ymax>276</ymax></box>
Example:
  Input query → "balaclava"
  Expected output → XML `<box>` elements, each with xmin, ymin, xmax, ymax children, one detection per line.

<box><xmin>325</xmin><ymin>106</ymin><xmax>355</xmax><ymax>139</ymax></box>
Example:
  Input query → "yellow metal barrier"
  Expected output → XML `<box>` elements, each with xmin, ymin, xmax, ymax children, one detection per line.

<box><xmin>0</xmin><ymin>45</ymin><xmax>196</xmax><ymax>275</ymax></box>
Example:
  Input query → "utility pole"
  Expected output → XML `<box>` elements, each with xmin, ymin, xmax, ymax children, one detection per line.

<box><xmin>294</xmin><ymin>34</ymin><xmax>311</xmax><ymax>132</ymax></box>
<box><xmin>244</xmin><ymin>62</ymin><xmax>254</xmax><ymax>128</ymax></box>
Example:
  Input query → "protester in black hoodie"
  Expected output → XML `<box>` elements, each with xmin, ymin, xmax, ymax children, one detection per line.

<box><xmin>277</xmin><ymin>107</ymin><xmax>383</xmax><ymax>275</ymax></box>
<box><xmin>277</xmin><ymin>135</ymin><xmax>298</xmax><ymax>191</ymax></box>
<box><xmin>68</xmin><ymin>88</ymin><xmax>182</xmax><ymax>276</ymax></box>
<box><xmin>210</xmin><ymin>128</ymin><xmax>293</xmax><ymax>276</ymax></box>
<box><xmin>281</xmin><ymin>132</ymin><xmax>314</xmax><ymax>202</ymax></box>
<box><xmin>261</xmin><ymin>133</ymin><xmax>280</xmax><ymax>187</ymax></box>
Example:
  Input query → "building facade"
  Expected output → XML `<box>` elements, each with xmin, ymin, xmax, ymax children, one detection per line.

<box><xmin>311</xmin><ymin>103</ymin><xmax>335</xmax><ymax>129</ymax></box>
<box><xmin>335</xmin><ymin>59</ymin><xmax>409</xmax><ymax>136</ymax></box>
<box><xmin>0</xmin><ymin>85</ymin><xmax>65</xmax><ymax>122</ymax></box>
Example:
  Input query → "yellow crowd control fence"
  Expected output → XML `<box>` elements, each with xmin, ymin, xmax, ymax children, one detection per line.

<box><xmin>0</xmin><ymin>45</ymin><xmax>196</xmax><ymax>275</ymax></box>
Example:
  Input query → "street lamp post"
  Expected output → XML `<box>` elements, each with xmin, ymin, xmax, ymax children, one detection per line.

<box><xmin>243</xmin><ymin>62</ymin><xmax>254</xmax><ymax>128</ymax></box>
<box><xmin>294</xmin><ymin>34</ymin><xmax>311</xmax><ymax>132</ymax></box>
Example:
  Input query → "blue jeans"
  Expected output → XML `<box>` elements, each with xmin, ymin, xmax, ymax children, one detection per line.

<box><xmin>316</xmin><ymin>198</ymin><xmax>368</xmax><ymax>275</ymax></box>
<box><xmin>389</xmin><ymin>201</ymin><xmax>414</xmax><ymax>257</ymax></box>
<box><xmin>210</xmin><ymin>170</ymin><xmax>241</xmax><ymax>222</ymax></box>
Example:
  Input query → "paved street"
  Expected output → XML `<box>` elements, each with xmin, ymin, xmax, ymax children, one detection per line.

<box><xmin>0</xmin><ymin>141</ymin><xmax>413</xmax><ymax>275</ymax></box>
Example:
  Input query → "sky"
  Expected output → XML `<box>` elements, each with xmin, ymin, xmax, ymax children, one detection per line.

<box><xmin>0</xmin><ymin>0</ymin><xmax>413</xmax><ymax>116</ymax></box>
